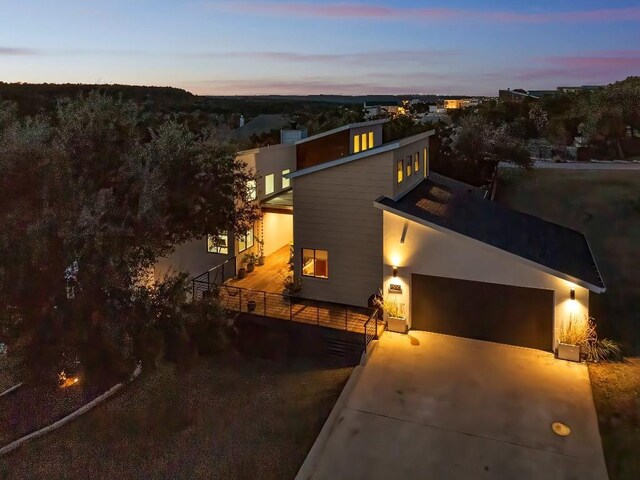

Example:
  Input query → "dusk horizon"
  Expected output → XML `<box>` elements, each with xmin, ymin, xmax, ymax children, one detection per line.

<box><xmin>2</xmin><ymin>0</ymin><xmax>639</xmax><ymax>96</ymax></box>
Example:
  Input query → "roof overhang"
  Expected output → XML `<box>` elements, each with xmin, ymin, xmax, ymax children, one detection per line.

<box><xmin>374</xmin><ymin>199</ymin><xmax>606</xmax><ymax>294</ymax></box>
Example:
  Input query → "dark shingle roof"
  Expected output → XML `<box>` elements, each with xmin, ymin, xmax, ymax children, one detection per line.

<box><xmin>375</xmin><ymin>173</ymin><xmax>605</xmax><ymax>292</ymax></box>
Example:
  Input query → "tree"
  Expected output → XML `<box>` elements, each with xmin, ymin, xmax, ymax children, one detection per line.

<box><xmin>0</xmin><ymin>92</ymin><xmax>259</xmax><ymax>381</ymax></box>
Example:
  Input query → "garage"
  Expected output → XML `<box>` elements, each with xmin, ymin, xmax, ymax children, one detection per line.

<box><xmin>410</xmin><ymin>274</ymin><xmax>554</xmax><ymax>351</ymax></box>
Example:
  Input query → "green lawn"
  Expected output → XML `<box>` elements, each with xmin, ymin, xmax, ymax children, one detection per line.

<box><xmin>589</xmin><ymin>359</ymin><xmax>640</xmax><ymax>480</ymax></box>
<box><xmin>2</xmin><ymin>355</ymin><xmax>352</xmax><ymax>480</ymax></box>
<box><xmin>496</xmin><ymin>168</ymin><xmax>640</xmax><ymax>353</ymax></box>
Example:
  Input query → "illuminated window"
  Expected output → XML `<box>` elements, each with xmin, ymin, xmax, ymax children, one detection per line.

<box><xmin>247</xmin><ymin>180</ymin><xmax>257</xmax><ymax>201</ymax></box>
<box><xmin>265</xmin><ymin>173</ymin><xmax>274</xmax><ymax>195</ymax></box>
<box><xmin>302</xmin><ymin>248</ymin><xmax>328</xmax><ymax>279</ymax></box>
<box><xmin>354</xmin><ymin>135</ymin><xmax>360</xmax><ymax>153</ymax></box>
<box><xmin>207</xmin><ymin>232</ymin><xmax>228</xmax><ymax>255</ymax></box>
<box><xmin>238</xmin><ymin>227</ymin><xmax>254</xmax><ymax>253</ymax></box>
<box><xmin>397</xmin><ymin>159</ymin><xmax>403</xmax><ymax>183</ymax></box>
<box><xmin>368</xmin><ymin>131</ymin><xmax>374</xmax><ymax>148</ymax></box>
<box><xmin>414</xmin><ymin>152</ymin><xmax>419</xmax><ymax>172</ymax></box>
<box><xmin>282</xmin><ymin>169</ymin><xmax>290</xmax><ymax>188</ymax></box>
<box><xmin>361</xmin><ymin>133</ymin><xmax>368</xmax><ymax>151</ymax></box>
<box><xmin>424</xmin><ymin>147</ymin><xmax>429</xmax><ymax>176</ymax></box>
<box><xmin>406</xmin><ymin>156</ymin><xmax>412</xmax><ymax>177</ymax></box>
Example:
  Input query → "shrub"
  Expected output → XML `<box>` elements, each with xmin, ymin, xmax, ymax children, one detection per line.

<box><xmin>186</xmin><ymin>297</ymin><xmax>236</xmax><ymax>356</ymax></box>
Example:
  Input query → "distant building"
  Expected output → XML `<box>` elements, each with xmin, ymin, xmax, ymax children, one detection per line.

<box><xmin>443</xmin><ymin>98</ymin><xmax>480</xmax><ymax>109</ymax></box>
<box><xmin>364</xmin><ymin>101</ymin><xmax>406</xmax><ymax>119</ymax></box>
<box><xmin>499</xmin><ymin>85</ymin><xmax>604</xmax><ymax>102</ymax></box>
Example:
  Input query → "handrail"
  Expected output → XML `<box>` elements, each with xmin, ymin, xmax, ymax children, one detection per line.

<box><xmin>212</xmin><ymin>283</ymin><xmax>375</xmax><ymax>335</ymax></box>
<box><xmin>363</xmin><ymin>308</ymin><xmax>380</xmax><ymax>353</ymax></box>
<box><xmin>192</xmin><ymin>256</ymin><xmax>237</xmax><ymax>299</ymax></box>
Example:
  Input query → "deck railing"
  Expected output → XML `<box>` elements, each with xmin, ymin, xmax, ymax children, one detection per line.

<box><xmin>363</xmin><ymin>308</ymin><xmax>381</xmax><ymax>352</ymax></box>
<box><xmin>192</xmin><ymin>257</ymin><xmax>236</xmax><ymax>299</ymax></box>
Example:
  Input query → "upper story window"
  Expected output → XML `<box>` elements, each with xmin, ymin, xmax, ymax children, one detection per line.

<box><xmin>282</xmin><ymin>169</ymin><xmax>290</xmax><ymax>189</ymax></box>
<box><xmin>207</xmin><ymin>232</ymin><xmax>228</xmax><ymax>255</ymax></box>
<box><xmin>353</xmin><ymin>131</ymin><xmax>374</xmax><ymax>154</ymax></box>
<box><xmin>397</xmin><ymin>159</ymin><xmax>403</xmax><ymax>183</ymax></box>
<box><xmin>414</xmin><ymin>152</ymin><xmax>419</xmax><ymax>172</ymax></box>
<box><xmin>238</xmin><ymin>227</ymin><xmax>254</xmax><ymax>253</ymax></box>
<box><xmin>302</xmin><ymin>248</ymin><xmax>328</xmax><ymax>279</ymax></box>
<box><xmin>265</xmin><ymin>173</ymin><xmax>275</xmax><ymax>195</ymax></box>
<box><xmin>247</xmin><ymin>180</ymin><xmax>257</xmax><ymax>201</ymax></box>
<box><xmin>406</xmin><ymin>156</ymin><xmax>412</xmax><ymax>177</ymax></box>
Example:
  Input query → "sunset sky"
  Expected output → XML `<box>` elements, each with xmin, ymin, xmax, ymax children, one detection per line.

<box><xmin>1</xmin><ymin>0</ymin><xmax>639</xmax><ymax>96</ymax></box>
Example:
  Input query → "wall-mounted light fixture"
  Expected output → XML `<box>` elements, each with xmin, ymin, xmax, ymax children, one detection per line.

<box><xmin>392</xmin><ymin>266</ymin><xmax>398</xmax><ymax>277</ymax></box>
<box><xmin>570</xmin><ymin>289</ymin><xmax>575</xmax><ymax>300</ymax></box>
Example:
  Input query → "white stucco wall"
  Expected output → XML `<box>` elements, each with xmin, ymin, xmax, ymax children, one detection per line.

<box><xmin>262</xmin><ymin>212</ymin><xmax>293</xmax><ymax>256</ymax></box>
<box><xmin>381</xmin><ymin>210</ymin><xmax>590</xmax><ymax>350</ymax></box>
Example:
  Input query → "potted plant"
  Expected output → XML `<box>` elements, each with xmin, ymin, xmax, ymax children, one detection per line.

<box><xmin>375</xmin><ymin>294</ymin><xmax>407</xmax><ymax>334</ymax></box>
<box><xmin>556</xmin><ymin>314</ymin><xmax>594</xmax><ymax>362</ymax></box>
<box><xmin>246</xmin><ymin>295</ymin><xmax>257</xmax><ymax>312</ymax></box>
<box><xmin>283</xmin><ymin>275</ymin><xmax>302</xmax><ymax>297</ymax></box>
<box><xmin>237</xmin><ymin>264</ymin><xmax>247</xmax><ymax>279</ymax></box>
<box><xmin>243</xmin><ymin>253</ymin><xmax>259</xmax><ymax>273</ymax></box>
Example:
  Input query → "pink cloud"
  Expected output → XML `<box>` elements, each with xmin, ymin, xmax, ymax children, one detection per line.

<box><xmin>216</xmin><ymin>2</ymin><xmax>640</xmax><ymax>23</ymax></box>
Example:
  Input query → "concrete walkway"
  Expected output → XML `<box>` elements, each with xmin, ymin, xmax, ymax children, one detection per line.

<box><xmin>297</xmin><ymin>331</ymin><xmax>608</xmax><ymax>480</ymax></box>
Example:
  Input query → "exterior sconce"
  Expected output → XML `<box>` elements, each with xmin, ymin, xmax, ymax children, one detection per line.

<box><xmin>570</xmin><ymin>289</ymin><xmax>575</xmax><ymax>300</ymax></box>
<box><xmin>392</xmin><ymin>266</ymin><xmax>398</xmax><ymax>277</ymax></box>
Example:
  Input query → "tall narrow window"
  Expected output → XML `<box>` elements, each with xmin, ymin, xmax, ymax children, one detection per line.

<box><xmin>361</xmin><ymin>133</ymin><xmax>368</xmax><ymax>151</ymax></box>
<box><xmin>207</xmin><ymin>232</ymin><xmax>229</xmax><ymax>255</ymax></box>
<box><xmin>368</xmin><ymin>131</ymin><xmax>374</xmax><ymax>148</ymax></box>
<box><xmin>265</xmin><ymin>173</ymin><xmax>274</xmax><ymax>195</ymax></box>
<box><xmin>238</xmin><ymin>227</ymin><xmax>254</xmax><ymax>253</ymax></box>
<box><xmin>282</xmin><ymin>169</ymin><xmax>290</xmax><ymax>188</ymax></box>
<box><xmin>247</xmin><ymin>180</ymin><xmax>257</xmax><ymax>201</ymax></box>
<box><xmin>302</xmin><ymin>249</ymin><xmax>328</xmax><ymax>279</ymax></box>
<box><xmin>414</xmin><ymin>152</ymin><xmax>419</xmax><ymax>172</ymax></box>
<box><xmin>354</xmin><ymin>135</ymin><xmax>361</xmax><ymax>153</ymax></box>
<box><xmin>406</xmin><ymin>156</ymin><xmax>412</xmax><ymax>177</ymax></box>
<box><xmin>424</xmin><ymin>147</ymin><xmax>429</xmax><ymax>176</ymax></box>
<box><xmin>397</xmin><ymin>159</ymin><xmax>403</xmax><ymax>183</ymax></box>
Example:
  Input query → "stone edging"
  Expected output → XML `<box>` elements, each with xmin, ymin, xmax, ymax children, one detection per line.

<box><xmin>0</xmin><ymin>363</ymin><xmax>142</xmax><ymax>456</ymax></box>
<box><xmin>0</xmin><ymin>383</ymin><xmax>23</xmax><ymax>399</ymax></box>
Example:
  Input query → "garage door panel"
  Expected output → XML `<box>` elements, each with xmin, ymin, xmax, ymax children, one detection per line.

<box><xmin>411</xmin><ymin>274</ymin><xmax>553</xmax><ymax>351</ymax></box>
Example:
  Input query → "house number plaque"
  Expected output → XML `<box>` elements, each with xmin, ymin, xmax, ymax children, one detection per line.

<box><xmin>388</xmin><ymin>284</ymin><xmax>402</xmax><ymax>294</ymax></box>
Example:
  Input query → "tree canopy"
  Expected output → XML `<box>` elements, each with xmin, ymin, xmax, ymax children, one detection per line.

<box><xmin>0</xmin><ymin>92</ymin><xmax>258</xmax><ymax>381</ymax></box>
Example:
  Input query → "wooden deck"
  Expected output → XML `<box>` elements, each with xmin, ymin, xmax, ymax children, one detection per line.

<box><xmin>225</xmin><ymin>245</ymin><xmax>290</xmax><ymax>294</ymax></box>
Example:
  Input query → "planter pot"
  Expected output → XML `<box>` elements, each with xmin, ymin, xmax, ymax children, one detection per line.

<box><xmin>257</xmin><ymin>256</ymin><xmax>265</xmax><ymax>266</ymax></box>
<box><xmin>247</xmin><ymin>300</ymin><xmax>257</xmax><ymax>312</ymax></box>
<box><xmin>557</xmin><ymin>343</ymin><xmax>581</xmax><ymax>362</ymax></box>
<box><xmin>238</xmin><ymin>267</ymin><xmax>247</xmax><ymax>279</ymax></box>
<box><xmin>387</xmin><ymin>316</ymin><xmax>407</xmax><ymax>334</ymax></box>
<box><xmin>246</xmin><ymin>263</ymin><xmax>255</xmax><ymax>273</ymax></box>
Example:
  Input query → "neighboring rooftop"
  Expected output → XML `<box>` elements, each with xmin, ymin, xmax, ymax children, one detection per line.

<box><xmin>232</xmin><ymin>114</ymin><xmax>292</xmax><ymax>140</ymax></box>
<box><xmin>375</xmin><ymin>173</ymin><xmax>605</xmax><ymax>292</ymax></box>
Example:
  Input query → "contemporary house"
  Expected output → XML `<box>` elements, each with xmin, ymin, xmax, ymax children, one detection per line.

<box><xmin>158</xmin><ymin>118</ymin><xmax>605</xmax><ymax>352</ymax></box>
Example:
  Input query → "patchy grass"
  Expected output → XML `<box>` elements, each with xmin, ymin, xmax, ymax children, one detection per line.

<box><xmin>589</xmin><ymin>359</ymin><xmax>640</xmax><ymax>480</ymax></box>
<box><xmin>497</xmin><ymin>168</ymin><xmax>640</xmax><ymax>353</ymax></box>
<box><xmin>2</xmin><ymin>354</ymin><xmax>352</xmax><ymax>480</ymax></box>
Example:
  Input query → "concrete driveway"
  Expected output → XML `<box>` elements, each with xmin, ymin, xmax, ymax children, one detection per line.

<box><xmin>297</xmin><ymin>331</ymin><xmax>608</xmax><ymax>480</ymax></box>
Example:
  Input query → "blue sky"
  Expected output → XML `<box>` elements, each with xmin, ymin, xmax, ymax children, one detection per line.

<box><xmin>1</xmin><ymin>0</ymin><xmax>639</xmax><ymax>95</ymax></box>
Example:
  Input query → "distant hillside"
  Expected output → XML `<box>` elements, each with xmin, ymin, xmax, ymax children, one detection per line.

<box><xmin>0</xmin><ymin>82</ymin><xmax>197</xmax><ymax>117</ymax></box>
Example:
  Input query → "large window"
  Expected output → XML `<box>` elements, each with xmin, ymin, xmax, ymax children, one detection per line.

<box><xmin>247</xmin><ymin>180</ymin><xmax>257</xmax><ymax>201</ymax></box>
<box><xmin>354</xmin><ymin>131</ymin><xmax>374</xmax><ymax>154</ymax></box>
<box><xmin>207</xmin><ymin>232</ymin><xmax>229</xmax><ymax>255</ymax></box>
<box><xmin>265</xmin><ymin>173</ymin><xmax>274</xmax><ymax>195</ymax></box>
<box><xmin>282</xmin><ymin>169</ymin><xmax>290</xmax><ymax>188</ymax></box>
<box><xmin>406</xmin><ymin>156</ymin><xmax>412</xmax><ymax>177</ymax></box>
<box><xmin>414</xmin><ymin>152</ymin><xmax>420</xmax><ymax>172</ymax></box>
<box><xmin>238</xmin><ymin>227</ymin><xmax>254</xmax><ymax>253</ymax></box>
<box><xmin>397</xmin><ymin>159</ymin><xmax>403</xmax><ymax>183</ymax></box>
<box><xmin>302</xmin><ymin>249</ymin><xmax>328</xmax><ymax>279</ymax></box>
